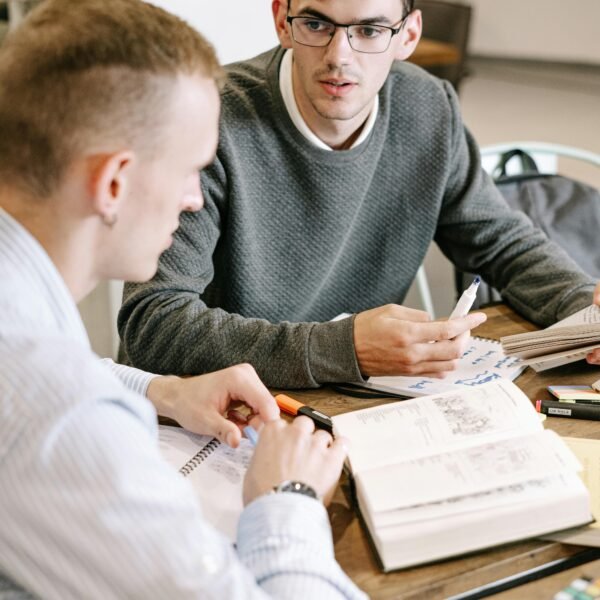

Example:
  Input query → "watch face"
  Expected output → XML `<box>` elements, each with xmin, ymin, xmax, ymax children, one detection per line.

<box><xmin>276</xmin><ymin>480</ymin><xmax>318</xmax><ymax>499</ymax></box>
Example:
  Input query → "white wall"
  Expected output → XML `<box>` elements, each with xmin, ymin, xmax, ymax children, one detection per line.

<box><xmin>146</xmin><ymin>0</ymin><xmax>278</xmax><ymax>64</ymax></box>
<box><xmin>468</xmin><ymin>0</ymin><xmax>600</xmax><ymax>65</ymax></box>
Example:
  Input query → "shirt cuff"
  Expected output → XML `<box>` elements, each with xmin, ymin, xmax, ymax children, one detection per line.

<box><xmin>556</xmin><ymin>283</ymin><xmax>596</xmax><ymax>321</ymax></box>
<box><xmin>100</xmin><ymin>358</ymin><xmax>159</xmax><ymax>397</ymax></box>
<box><xmin>307</xmin><ymin>316</ymin><xmax>365</xmax><ymax>384</ymax></box>
<box><xmin>237</xmin><ymin>493</ymin><xmax>334</xmax><ymax>559</ymax></box>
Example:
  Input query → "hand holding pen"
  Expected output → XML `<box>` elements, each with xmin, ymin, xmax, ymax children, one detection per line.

<box><xmin>242</xmin><ymin>417</ymin><xmax>348</xmax><ymax>506</ymax></box>
<box><xmin>352</xmin><ymin>294</ymin><xmax>486</xmax><ymax>378</ymax></box>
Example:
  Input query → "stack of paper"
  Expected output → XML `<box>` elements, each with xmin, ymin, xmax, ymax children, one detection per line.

<box><xmin>501</xmin><ymin>305</ymin><xmax>600</xmax><ymax>372</ymax></box>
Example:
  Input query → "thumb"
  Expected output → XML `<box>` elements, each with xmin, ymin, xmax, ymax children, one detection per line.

<box><xmin>205</xmin><ymin>411</ymin><xmax>241</xmax><ymax>448</ymax></box>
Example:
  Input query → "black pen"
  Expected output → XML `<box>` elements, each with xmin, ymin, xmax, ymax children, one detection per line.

<box><xmin>537</xmin><ymin>399</ymin><xmax>600</xmax><ymax>421</ymax></box>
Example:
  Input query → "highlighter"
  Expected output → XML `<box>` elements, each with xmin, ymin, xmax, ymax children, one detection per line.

<box><xmin>275</xmin><ymin>394</ymin><xmax>333</xmax><ymax>434</ymax></box>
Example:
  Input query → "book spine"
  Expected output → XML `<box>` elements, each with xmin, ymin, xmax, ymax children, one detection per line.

<box><xmin>179</xmin><ymin>439</ymin><xmax>220</xmax><ymax>476</ymax></box>
<box><xmin>539</xmin><ymin>400</ymin><xmax>600</xmax><ymax>421</ymax></box>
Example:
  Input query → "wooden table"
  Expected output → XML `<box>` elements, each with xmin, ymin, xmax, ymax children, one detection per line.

<box><xmin>283</xmin><ymin>304</ymin><xmax>600</xmax><ymax>599</ymax></box>
<box><xmin>408</xmin><ymin>37</ymin><xmax>461</xmax><ymax>67</ymax></box>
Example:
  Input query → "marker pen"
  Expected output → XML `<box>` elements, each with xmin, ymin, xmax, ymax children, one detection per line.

<box><xmin>538</xmin><ymin>399</ymin><xmax>600</xmax><ymax>421</ymax></box>
<box><xmin>243</xmin><ymin>425</ymin><xmax>259</xmax><ymax>446</ymax></box>
<box><xmin>449</xmin><ymin>276</ymin><xmax>481</xmax><ymax>319</ymax></box>
<box><xmin>275</xmin><ymin>394</ymin><xmax>333</xmax><ymax>433</ymax></box>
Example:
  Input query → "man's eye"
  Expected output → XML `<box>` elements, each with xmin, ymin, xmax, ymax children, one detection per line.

<box><xmin>304</xmin><ymin>19</ymin><xmax>328</xmax><ymax>32</ymax></box>
<box><xmin>357</xmin><ymin>26</ymin><xmax>383</xmax><ymax>39</ymax></box>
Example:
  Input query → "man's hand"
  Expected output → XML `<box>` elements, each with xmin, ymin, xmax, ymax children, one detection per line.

<box><xmin>354</xmin><ymin>304</ymin><xmax>487</xmax><ymax>377</ymax></box>
<box><xmin>147</xmin><ymin>364</ymin><xmax>279</xmax><ymax>448</ymax></box>
<box><xmin>243</xmin><ymin>417</ymin><xmax>348</xmax><ymax>507</ymax></box>
<box><xmin>586</xmin><ymin>282</ymin><xmax>600</xmax><ymax>365</ymax></box>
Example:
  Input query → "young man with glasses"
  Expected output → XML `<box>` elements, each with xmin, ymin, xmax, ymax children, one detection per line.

<box><xmin>120</xmin><ymin>0</ymin><xmax>600</xmax><ymax>389</ymax></box>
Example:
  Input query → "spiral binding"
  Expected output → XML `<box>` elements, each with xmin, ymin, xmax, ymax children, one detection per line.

<box><xmin>179</xmin><ymin>438</ymin><xmax>220</xmax><ymax>477</ymax></box>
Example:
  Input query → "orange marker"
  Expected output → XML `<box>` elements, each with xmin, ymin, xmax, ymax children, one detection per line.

<box><xmin>275</xmin><ymin>394</ymin><xmax>333</xmax><ymax>433</ymax></box>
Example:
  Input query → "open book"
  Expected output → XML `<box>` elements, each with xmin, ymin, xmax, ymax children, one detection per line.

<box><xmin>158</xmin><ymin>425</ymin><xmax>252</xmax><ymax>541</ymax></box>
<box><xmin>331</xmin><ymin>380</ymin><xmax>592</xmax><ymax>572</ymax></box>
<box><xmin>501</xmin><ymin>305</ymin><xmax>600</xmax><ymax>372</ymax></box>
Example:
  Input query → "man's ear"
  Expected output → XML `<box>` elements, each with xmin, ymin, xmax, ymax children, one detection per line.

<box><xmin>87</xmin><ymin>151</ymin><xmax>134</xmax><ymax>224</ymax></box>
<box><xmin>392</xmin><ymin>9</ymin><xmax>422</xmax><ymax>62</ymax></box>
<box><xmin>272</xmin><ymin>0</ymin><xmax>293</xmax><ymax>49</ymax></box>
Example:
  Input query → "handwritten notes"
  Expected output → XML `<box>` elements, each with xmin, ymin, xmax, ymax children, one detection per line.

<box><xmin>363</xmin><ymin>337</ymin><xmax>524</xmax><ymax>397</ymax></box>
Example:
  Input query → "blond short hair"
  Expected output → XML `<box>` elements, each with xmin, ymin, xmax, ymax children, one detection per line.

<box><xmin>0</xmin><ymin>0</ymin><xmax>222</xmax><ymax>198</ymax></box>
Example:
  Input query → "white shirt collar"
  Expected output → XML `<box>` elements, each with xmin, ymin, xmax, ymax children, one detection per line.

<box><xmin>279</xmin><ymin>49</ymin><xmax>378</xmax><ymax>151</ymax></box>
<box><xmin>0</xmin><ymin>207</ymin><xmax>90</xmax><ymax>346</ymax></box>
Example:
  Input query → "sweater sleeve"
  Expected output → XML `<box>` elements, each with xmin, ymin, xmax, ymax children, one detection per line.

<box><xmin>434</xmin><ymin>82</ymin><xmax>595</xmax><ymax>327</ymax></box>
<box><xmin>118</xmin><ymin>160</ymin><xmax>363</xmax><ymax>388</ymax></box>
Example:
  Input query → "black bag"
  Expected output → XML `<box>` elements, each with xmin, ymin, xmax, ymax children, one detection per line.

<box><xmin>456</xmin><ymin>149</ymin><xmax>600</xmax><ymax>306</ymax></box>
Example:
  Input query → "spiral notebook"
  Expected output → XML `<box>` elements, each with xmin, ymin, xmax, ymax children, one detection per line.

<box><xmin>355</xmin><ymin>337</ymin><xmax>525</xmax><ymax>398</ymax></box>
<box><xmin>158</xmin><ymin>425</ymin><xmax>253</xmax><ymax>541</ymax></box>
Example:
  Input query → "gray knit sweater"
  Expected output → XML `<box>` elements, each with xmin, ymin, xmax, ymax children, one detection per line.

<box><xmin>119</xmin><ymin>47</ymin><xmax>595</xmax><ymax>388</ymax></box>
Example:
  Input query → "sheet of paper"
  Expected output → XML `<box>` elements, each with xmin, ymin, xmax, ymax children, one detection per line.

<box><xmin>549</xmin><ymin>305</ymin><xmax>600</xmax><ymax>329</ymax></box>
<box><xmin>525</xmin><ymin>344</ymin><xmax>600</xmax><ymax>372</ymax></box>
<box><xmin>159</xmin><ymin>425</ymin><xmax>253</xmax><ymax>541</ymax></box>
<box><xmin>332</xmin><ymin>380</ymin><xmax>542</xmax><ymax>474</ymax></box>
<box><xmin>543</xmin><ymin>437</ymin><xmax>600</xmax><ymax>545</ymax></box>
<box><xmin>358</xmin><ymin>430</ymin><xmax>581</xmax><ymax>513</ymax></box>
<box><xmin>365</xmin><ymin>337</ymin><xmax>524</xmax><ymax>397</ymax></box>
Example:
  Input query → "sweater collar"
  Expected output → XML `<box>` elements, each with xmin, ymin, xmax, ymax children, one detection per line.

<box><xmin>278</xmin><ymin>49</ymin><xmax>378</xmax><ymax>152</ymax></box>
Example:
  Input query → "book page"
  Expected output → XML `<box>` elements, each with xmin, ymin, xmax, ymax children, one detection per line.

<box><xmin>549</xmin><ymin>305</ymin><xmax>600</xmax><ymax>329</ymax></box>
<box><xmin>543</xmin><ymin>437</ymin><xmax>600</xmax><ymax>545</ymax></box>
<box><xmin>370</xmin><ymin>472</ymin><xmax>586</xmax><ymax>529</ymax></box>
<box><xmin>357</xmin><ymin>430</ymin><xmax>581</xmax><ymax>513</ymax></box>
<box><xmin>332</xmin><ymin>380</ymin><xmax>542</xmax><ymax>474</ymax></box>
<box><xmin>158</xmin><ymin>425</ymin><xmax>213</xmax><ymax>467</ymax></box>
<box><xmin>159</xmin><ymin>425</ymin><xmax>252</xmax><ymax>541</ymax></box>
<box><xmin>365</xmin><ymin>337</ymin><xmax>524</xmax><ymax>397</ymax></box>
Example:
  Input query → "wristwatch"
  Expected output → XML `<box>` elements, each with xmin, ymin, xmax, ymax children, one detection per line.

<box><xmin>272</xmin><ymin>480</ymin><xmax>320</xmax><ymax>500</ymax></box>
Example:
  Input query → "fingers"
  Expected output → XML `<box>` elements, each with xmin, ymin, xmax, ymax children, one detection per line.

<box><xmin>406</xmin><ymin>312</ymin><xmax>487</xmax><ymax>344</ymax></box>
<box><xmin>208</xmin><ymin>413</ymin><xmax>241</xmax><ymax>448</ymax></box>
<box><xmin>226</xmin><ymin>364</ymin><xmax>280</xmax><ymax>422</ymax></box>
<box><xmin>381</xmin><ymin>304</ymin><xmax>432</xmax><ymax>323</ymax></box>
<box><xmin>594</xmin><ymin>282</ymin><xmax>600</xmax><ymax>305</ymax></box>
<box><xmin>291</xmin><ymin>415</ymin><xmax>315</xmax><ymax>434</ymax></box>
<box><xmin>586</xmin><ymin>349</ymin><xmax>600</xmax><ymax>365</ymax></box>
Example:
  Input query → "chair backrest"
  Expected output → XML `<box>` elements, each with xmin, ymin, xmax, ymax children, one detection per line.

<box><xmin>414</xmin><ymin>0</ymin><xmax>473</xmax><ymax>92</ymax></box>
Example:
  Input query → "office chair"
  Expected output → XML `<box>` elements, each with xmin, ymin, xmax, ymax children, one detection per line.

<box><xmin>456</xmin><ymin>141</ymin><xmax>600</xmax><ymax>307</ymax></box>
<box><xmin>414</xmin><ymin>0</ymin><xmax>473</xmax><ymax>92</ymax></box>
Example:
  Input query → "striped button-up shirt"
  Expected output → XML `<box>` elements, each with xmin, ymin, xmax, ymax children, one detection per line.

<box><xmin>0</xmin><ymin>208</ymin><xmax>366</xmax><ymax>600</ymax></box>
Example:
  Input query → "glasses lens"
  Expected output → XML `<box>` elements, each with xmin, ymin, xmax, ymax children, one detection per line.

<box><xmin>292</xmin><ymin>17</ymin><xmax>335</xmax><ymax>47</ymax></box>
<box><xmin>347</xmin><ymin>25</ymin><xmax>392</xmax><ymax>53</ymax></box>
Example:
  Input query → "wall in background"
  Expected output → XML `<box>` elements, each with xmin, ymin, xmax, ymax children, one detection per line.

<box><xmin>147</xmin><ymin>1</ymin><xmax>600</xmax><ymax>67</ymax></box>
<box><xmin>468</xmin><ymin>0</ymin><xmax>600</xmax><ymax>65</ymax></box>
<box><xmin>146</xmin><ymin>0</ymin><xmax>278</xmax><ymax>65</ymax></box>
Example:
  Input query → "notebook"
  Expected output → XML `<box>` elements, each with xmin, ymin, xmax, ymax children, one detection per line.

<box><xmin>158</xmin><ymin>425</ymin><xmax>252</xmax><ymax>541</ymax></box>
<box><xmin>332</xmin><ymin>380</ymin><xmax>592</xmax><ymax>572</ymax></box>
<box><xmin>357</xmin><ymin>336</ymin><xmax>524</xmax><ymax>397</ymax></box>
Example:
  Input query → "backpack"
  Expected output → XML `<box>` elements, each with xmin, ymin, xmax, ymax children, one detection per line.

<box><xmin>456</xmin><ymin>149</ymin><xmax>600</xmax><ymax>306</ymax></box>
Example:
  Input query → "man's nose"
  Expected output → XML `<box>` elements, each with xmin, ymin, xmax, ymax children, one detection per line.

<box><xmin>323</xmin><ymin>26</ymin><xmax>354</xmax><ymax>66</ymax></box>
<box><xmin>182</xmin><ymin>174</ymin><xmax>204</xmax><ymax>212</ymax></box>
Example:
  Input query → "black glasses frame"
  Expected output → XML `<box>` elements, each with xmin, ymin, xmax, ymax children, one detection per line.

<box><xmin>285</xmin><ymin>14</ymin><xmax>409</xmax><ymax>54</ymax></box>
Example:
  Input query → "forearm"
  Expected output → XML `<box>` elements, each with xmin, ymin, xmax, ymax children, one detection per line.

<box><xmin>2</xmin><ymin>402</ymin><xmax>362</xmax><ymax>599</ymax></box>
<box><xmin>119</xmin><ymin>288</ymin><xmax>363</xmax><ymax>388</ymax></box>
<box><xmin>238</xmin><ymin>494</ymin><xmax>367</xmax><ymax>600</ymax></box>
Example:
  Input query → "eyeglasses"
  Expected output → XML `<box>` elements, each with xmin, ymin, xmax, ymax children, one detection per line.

<box><xmin>286</xmin><ymin>15</ymin><xmax>408</xmax><ymax>54</ymax></box>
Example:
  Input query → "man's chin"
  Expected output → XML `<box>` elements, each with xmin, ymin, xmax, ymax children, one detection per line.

<box><xmin>122</xmin><ymin>263</ymin><xmax>159</xmax><ymax>283</ymax></box>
